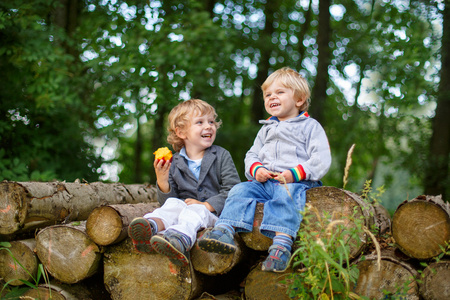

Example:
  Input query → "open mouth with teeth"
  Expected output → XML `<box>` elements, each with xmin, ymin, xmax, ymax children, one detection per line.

<box><xmin>270</xmin><ymin>103</ymin><xmax>280</xmax><ymax>108</ymax></box>
<box><xmin>201</xmin><ymin>134</ymin><xmax>212</xmax><ymax>138</ymax></box>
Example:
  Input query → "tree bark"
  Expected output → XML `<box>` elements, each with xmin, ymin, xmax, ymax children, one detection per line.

<box><xmin>351</xmin><ymin>248</ymin><xmax>420</xmax><ymax>299</ymax></box>
<box><xmin>0</xmin><ymin>181</ymin><xmax>157</xmax><ymax>237</ymax></box>
<box><xmin>420</xmin><ymin>259</ymin><xmax>450</xmax><ymax>300</ymax></box>
<box><xmin>86</xmin><ymin>202</ymin><xmax>160</xmax><ymax>246</ymax></box>
<box><xmin>0</xmin><ymin>239</ymin><xmax>38</xmax><ymax>286</ymax></box>
<box><xmin>35</xmin><ymin>221</ymin><xmax>102</xmax><ymax>284</ymax></box>
<box><xmin>244</xmin><ymin>262</ymin><xmax>292</xmax><ymax>300</ymax></box>
<box><xmin>424</xmin><ymin>0</ymin><xmax>450</xmax><ymax>199</ymax></box>
<box><xmin>392</xmin><ymin>194</ymin><xmax>450</xmax><ymax>260</ymax></box>
<box><xmin>250</xmin><ymin>1</ymin><xmax>280</xmax><ymax>123</ymax></box>
<box><xmin>309</xmin><ymin>0</ymin><xmax>331</xmax><ymax>125</ymax></box>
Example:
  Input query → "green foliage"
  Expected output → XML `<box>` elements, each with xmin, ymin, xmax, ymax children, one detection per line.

<box><xmin>285</xmin><ymin>206</ymin><xmax>365</xmax><ymax>300</ymax></box>
<box><xmin>286</xmin><ymin>179</ymin><xmax>387</xmax><ymax>299</ymax></box>
<box><xmin>0</xmin><ymin>0</ymin><xmax>103</xmax><ymax>182</ymax></box>
<box><xmin>0</xmin><ymin>0</ymin><xmax>447</xmax><ymax>203</ymax></box>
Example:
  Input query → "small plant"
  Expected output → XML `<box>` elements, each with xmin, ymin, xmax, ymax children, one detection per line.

<box><xmin>285</xmin><ymin>205</ymin><xmax>367</xmax><ymax>300</ymax></box>
<box><xmin>285</xmin><ymin>144</ymin><xmax>386</xmax><ymax>299</ymax></box>
<box><xmin>0</xmin><ymin>241</ymin><xmax>51</xmax><ymax>299</ymax></box>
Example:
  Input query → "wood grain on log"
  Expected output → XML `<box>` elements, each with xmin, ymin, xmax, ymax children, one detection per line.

<box><xmin>420</xmin><ymin>259</ymin><xmax>450</xmax><ymax>300</ymax></box>
<box><xmin>35</xmin><ymin>221</ymin><xmax>102</xmax><ymax>284</ymax></box>
<box><xmin>305</xmin><ymin>186</ymin><xmax>379</xmax><ymax>259</ymax></box>
<box><xmin>0</xmin><ymin>239</ymin><xmax>38</xmax><ymax>286</ymax></box>
<box><xmin>392</xmin><ymin>195</ymin><xmax>450</xmax><ymax>259</ymax></box>
<box><xmin>21</xmin><ymin>281</ymin><xmax>96</xmax><ymax>300</ymax></box>
<box><xmin>86</xmin><ymin>202</ymin><xmax>160</xmax><ymax>246</ymax></box>
<box><xmin>351</xmin><ymin>248</ymin><xmax>420</xmax><ymax>299</ymax></box>
<box><xmin>0</xmin><ymin>181</ymin><xmax>157</xmax><ymax>237</ymax></box>
<box><xmin>244</xmin><ymin>262</ymin><xmax>292</xmax><ymax>300</ymax></box>
<box><xmin>191</xmin><ymin>230</ymin><xmax>248</xmax><ymax>275</ymax></box>
<box><xmin>239</xmin><ymin>203</ymin><xmax>272</xmax><ymax>251</ymax></box>
<box><xmin>103</xmin><ymin>238</ymin><xmax>206</xmax><ymax>300</ymax></box>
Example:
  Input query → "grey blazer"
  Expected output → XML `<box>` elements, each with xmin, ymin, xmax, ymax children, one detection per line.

<box><xmin>156</xmin><ymin>145</ymin><xmax>241</xmax><ymax>215</ymax></box>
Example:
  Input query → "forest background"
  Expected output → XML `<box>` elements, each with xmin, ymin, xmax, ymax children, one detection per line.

<box><xmin>1</xmin><ymin>0</ymin><xmax>449</xmax><ymax>214</ymax></box>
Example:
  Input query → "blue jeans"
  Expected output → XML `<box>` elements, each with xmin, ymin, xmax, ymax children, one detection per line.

<box><xmin>216</xmin><ymin>180</ymin><xmax>321</xmax><ymax>238</ymax></box>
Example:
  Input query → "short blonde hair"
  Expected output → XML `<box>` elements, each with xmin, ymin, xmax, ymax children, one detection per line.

<box><xmin>167</xmin><ymin>99</ymin><xmax>222</xmax><ymax>152</ymax></box>
<box><xmin>261</xmin><ymin>67</ymin><xmax>311</xmax><ymax>112</ymax></box>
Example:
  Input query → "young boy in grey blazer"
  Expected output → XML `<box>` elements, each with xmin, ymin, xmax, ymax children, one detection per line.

<box><xmin>128</xmin><ymin>99</ymin><xmax>240</xmax><ymax>267</ymax></box>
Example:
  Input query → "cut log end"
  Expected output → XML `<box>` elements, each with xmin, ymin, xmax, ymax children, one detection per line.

<box><xmin>420</xmin><ymin>260</ymin><xmax>450</xmax><ymax>300</ymax></box>
<box><xmin>239</xmin><ymin>203</ymin><xmax>272</xmax><ymax>251</ymax></box>
<box><xmin>86</xmin><ymin>206</ymin><xmax>123</xmax><ymax>246</ymax></box>
<box><xmin>0</xmin><ymin>239</ymin><xmax>38</xmax><ymax>286</ymax></box>
<box><xmin>191</xmin><ymin>230</ymin><xmax>248</xmax><ymax>275</ymax></box>
<box><xmin>104</xmin><ymin>238</ymin><xmax>199</xmax><ymax>300</ymax></box>
<box><xmin>244</xmin><ymin>262</ymin><xmax>292</xmax><ymax>300</ymax></box>
<box><xmin>352</xmin><ymin>249</ymin><xmax>420</xmax><ymax>300</ymax></box>
<box><xmin>35</xmin><ymin>223</ymin><xmax>101</xmax><ymax>284</ymax></box>
<box><xmin>393</xmin><ymin>198</ymin><xmax>450</xmax><ymax>259</ymax></box>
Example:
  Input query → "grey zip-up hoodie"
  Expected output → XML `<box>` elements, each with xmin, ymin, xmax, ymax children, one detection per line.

<box><xmin>244</xmin><ymin>113</ymin><xmax>331</xmax><ymax>182</ymax></box>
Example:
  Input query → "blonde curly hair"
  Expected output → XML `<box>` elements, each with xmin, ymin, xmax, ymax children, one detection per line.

<box><xmin>261</xmin><ymin>67</ymin><xmax>311</xmax><ymax>112</ymax></box>
<box><xmin>167</xmin><ymin>99</ymin><xmax>222</xmax><ymax>152</ymax></box>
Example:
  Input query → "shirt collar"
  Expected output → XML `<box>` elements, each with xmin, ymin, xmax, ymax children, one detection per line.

<box><xmin>268</xmin><ymin>111</ymin><xmax>307</xmax><ymax>122</ymax></box>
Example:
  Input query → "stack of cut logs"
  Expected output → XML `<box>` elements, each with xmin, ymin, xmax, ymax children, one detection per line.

<box><xmin>0</xmin><ymin>181</ymin><xmax>449</xmax><ymax>300</ymax></box>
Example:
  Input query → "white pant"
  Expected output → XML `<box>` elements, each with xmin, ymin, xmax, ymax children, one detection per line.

<box><xmin>143</xmin><ymin>198</ymin><xmax>218</xmax><ymax>247</ymax></box>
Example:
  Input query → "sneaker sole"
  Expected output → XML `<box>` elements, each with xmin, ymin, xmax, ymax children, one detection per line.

<box><xmin>151</xmin><ymin>235</ymin><xmax>189</xmax><ymax>267</ymax></box>
<box><xmin>128</xmin><ymin>218</ymin><xmax>153</xmax><ymax>253</ymax></box>
<box><xmin>198</xmin><ymin>238</ymin><xmax>236</xmax><ymax>254</ymax></box>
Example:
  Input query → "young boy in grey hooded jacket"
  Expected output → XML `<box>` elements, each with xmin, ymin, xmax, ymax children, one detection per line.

<box><xmin>198</xmin><ymin>67</ymin><xmax>332</xmax><ymax>272</ymax></box>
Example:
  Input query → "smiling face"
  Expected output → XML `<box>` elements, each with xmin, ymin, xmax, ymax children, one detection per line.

<box><xmin>176</xmin><ymin>111</ymin><xmax>217</xmax><ymax>159</ymax></box>
<box><xmin>263</xmin><ymin>79</ymin><xmax>305</xmax><ymax>121</ymax></box>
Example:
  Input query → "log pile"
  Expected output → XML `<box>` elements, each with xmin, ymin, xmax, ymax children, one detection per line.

<box><xmin>1</xmin><ymin>181</ymin><xmax>449</xmax><ymax>300</ymax></box>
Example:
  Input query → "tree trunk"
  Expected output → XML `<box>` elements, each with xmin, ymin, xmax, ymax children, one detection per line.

<box><xmin>250</xmin><ymin>1</ymin><xmax>280</xmax><ymax>124</ymax></box>
<box><xmin>86</xmin><ymin>202</ymin><xmax>160</xmax><ymax>246</ymax></box>
<box><xmin>351</xmin><ymin>248</ymin><xmax>420</xmax><ymax>299</ymax></box>
<box><xmin>103</xmin><ymin>238</ymin><xmax>215</xmax><ymax>300</ymax></box>
<box><xmin>0</xmin><ymin>181</ymin><xmax>157</xmax><ymax>237</ymax></box>
<box><xmin>191</xmin><ymin>229</ymin><xmax>249</xmax><ymax>275</ymax></box>
<box><xmin>424</xmin><ymin>0</ymin><xmax>450</xmax><ymax>199</ymax></box>
<box><xmin>0</xmin><ymin>239</ymin><xmax>38</xmax><ymax>286</ymax></box>
<box><xmin>244</xmin><ymin>262</ymin><xmax>292</xmax><ymax>300</ymax></box>
<box><xmin>420</xmin><ymin>259</ymin><xmax>450</xmax><ymax>300</ymax></box>
<box><xmin>392</xmin><ymin>194</ymin><xmax>450</xmax><ymax>260</ymax></box>
<box><xmin>239</xmin><ymin>186</ymin><xmax>389</xmax><ymax>259</ymax></box>
<box><xmin>35</xmin><ymin>221</ymin><xmax>102</xmax><ymax>284</ymax></box>
<box><xmin>134</xmin><ymin>119</ymin><xmax>143</xmax><ymax>183</ymax></box>
<box><xmin>309</xmin><ymin>0</ymin><xmax>331</xmax><ymax>124</ymax></box>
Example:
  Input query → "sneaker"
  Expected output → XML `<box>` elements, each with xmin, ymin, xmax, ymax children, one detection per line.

<box><xmin>151</xmin><ymin>233</ymin><xmax>190</xmax><ymax>267</ymax></box>
<box><xmin>128</xmin><ymin>217</ymin><xmax>155</xmax><ymax>253</ymax></box>
<box><xmin>261</xmin><ymin>244</ymin><xmax>291</xmax><ymax>272</ymax></box>
<box><xmin>198</xmin><ymin>227</ymin><xmax>236</xmax><ymax>254</ymax></box>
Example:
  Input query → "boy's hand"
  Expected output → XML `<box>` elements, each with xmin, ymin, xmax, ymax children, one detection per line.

<box><xmin>185</xmin><ymin>198</ymin><xmax>215</xmax><ymax>212</ymax></box>
<box><xmin>154</xmin><ymin>159</ymin><xmax>171</xmax><ymax>193</ymax></box>
<box><xmin>255</xmin><ymin>168</ymin><xmax>275</xmax><ymax>182</ymax></box>
<box><xmin>273</xmin><ymin>170</ymin><xmax>295</xmax><ymax>184</ymax></box>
